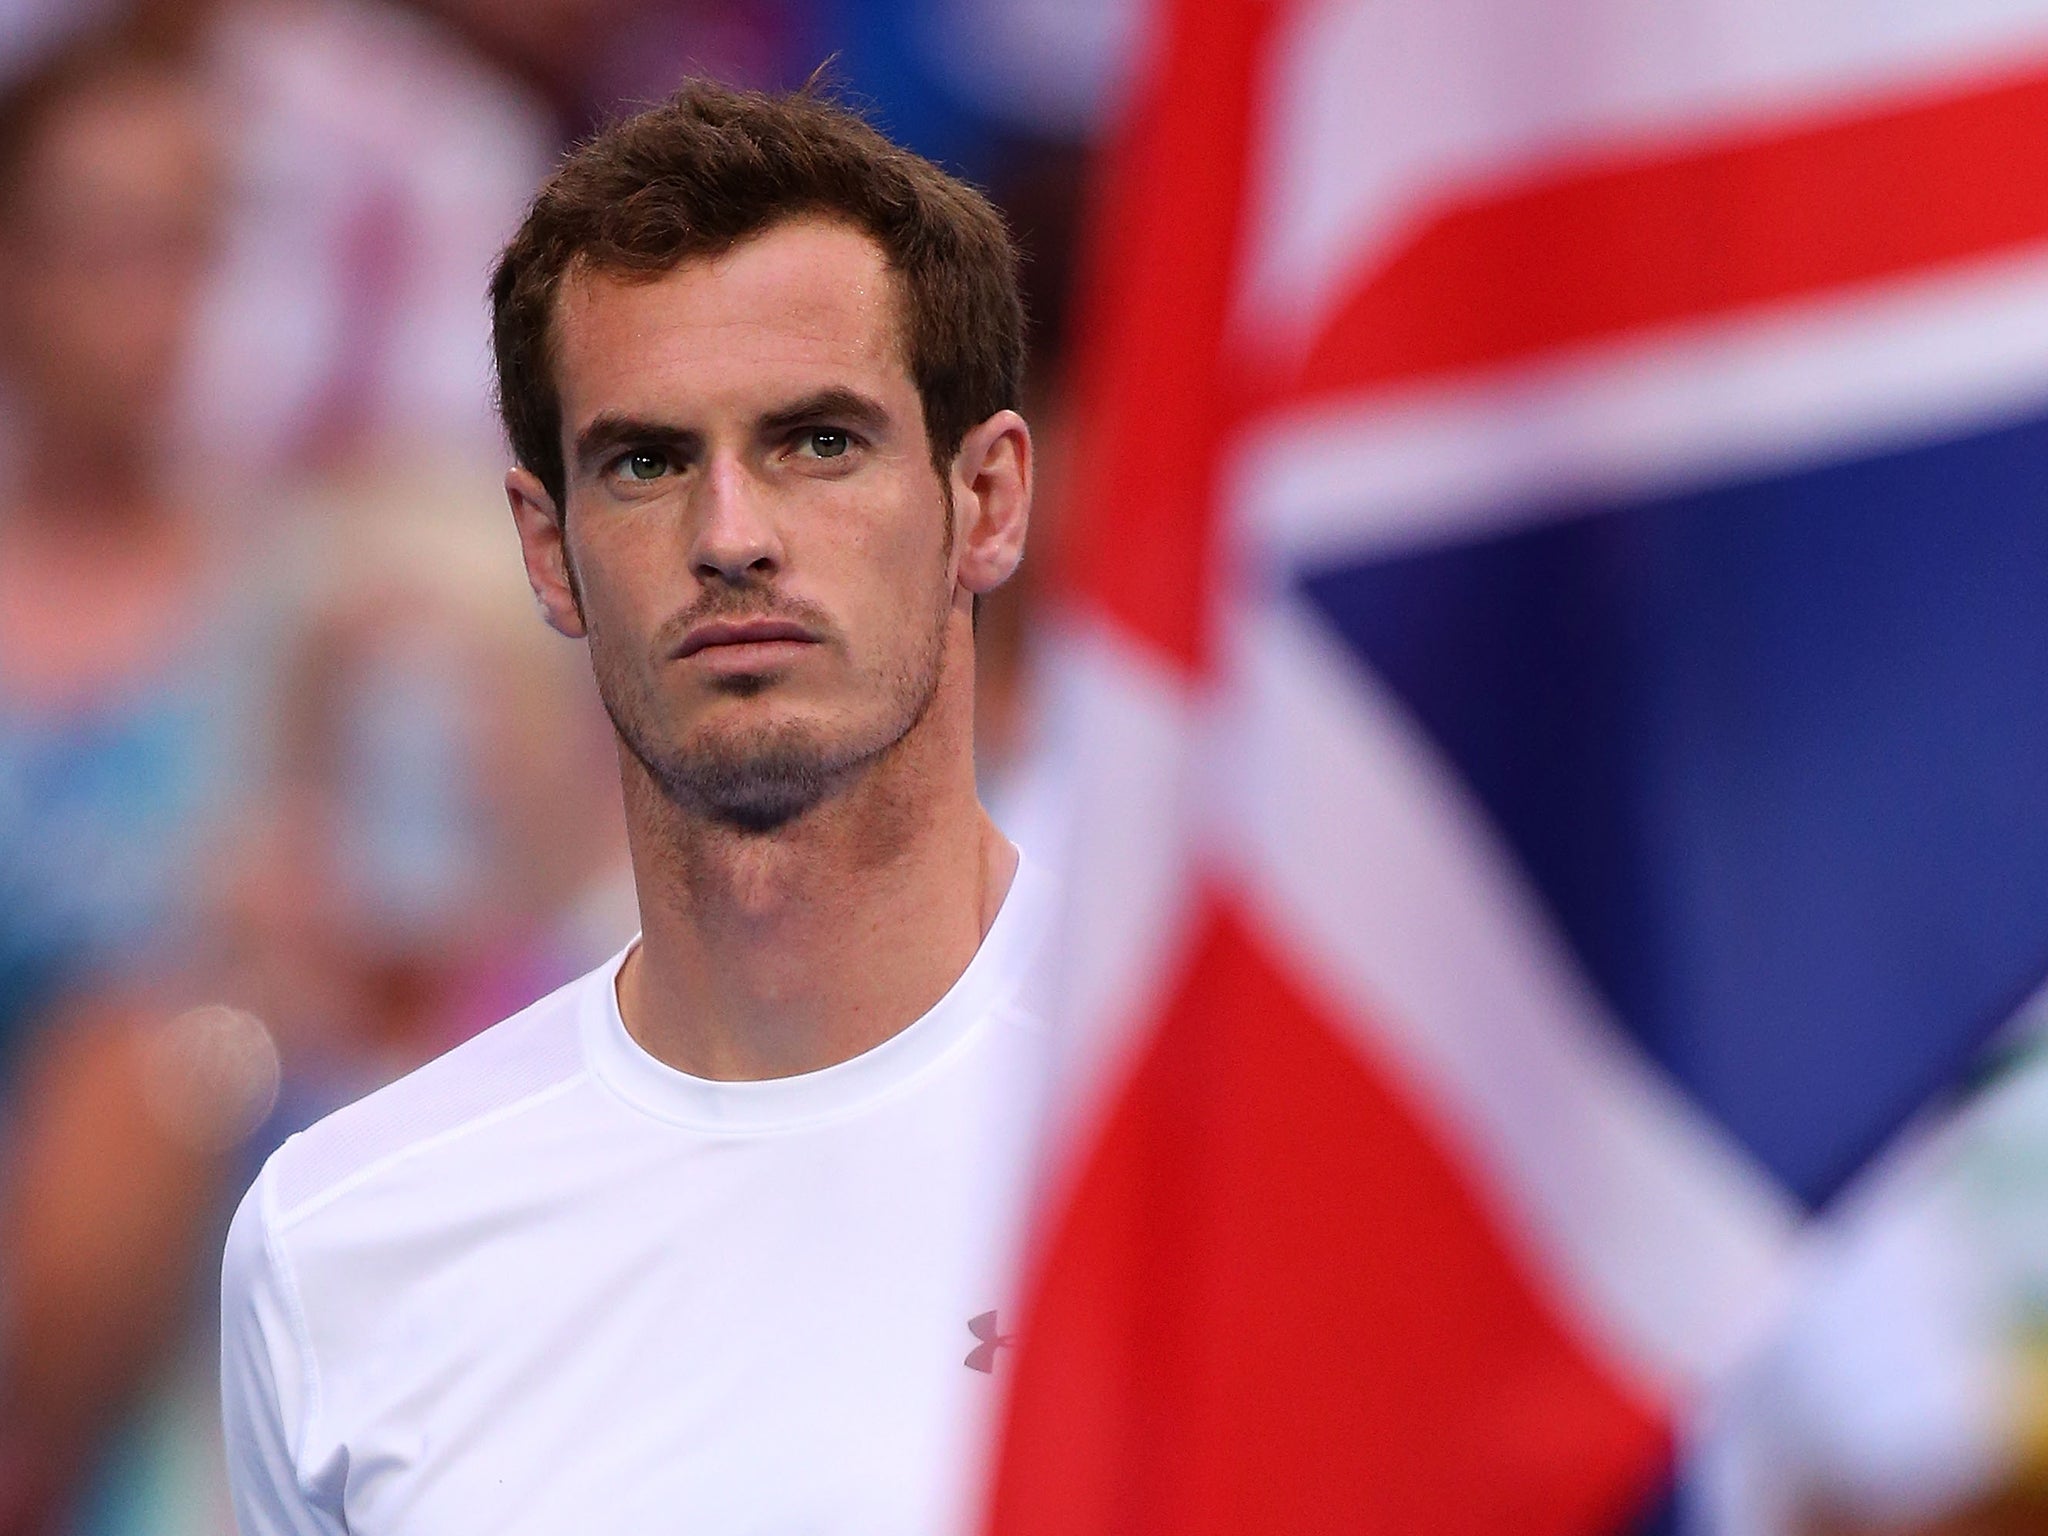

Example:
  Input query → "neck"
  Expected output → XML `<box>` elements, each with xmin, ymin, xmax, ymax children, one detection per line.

<box><xmin>615</xmin><ymin>650</ymin><xmax>1018</xmax><ymax>1081</ymax></box>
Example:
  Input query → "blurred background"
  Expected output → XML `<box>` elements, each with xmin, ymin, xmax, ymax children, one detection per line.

<box><xmin>1</xmin><ymin>0</ymin><xmax>2047</xmax><ymax>1533</ymax></box>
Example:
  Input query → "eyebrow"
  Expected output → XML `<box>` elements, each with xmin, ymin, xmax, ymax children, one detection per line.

<box><xmin>571</xmin><ymin>412</ymin><xmax>694</xmax><ymax>474</ymax></box>
<box><xmin>756</xmin><ymin>387</ymin><xmax>893</xmax><ymax>438</ymax></box>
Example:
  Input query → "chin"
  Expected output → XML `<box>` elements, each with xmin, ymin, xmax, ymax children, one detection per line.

<box><xmin>614</xmin><ymin>644</ymin><xmax>943</xmax><ymax>830</ymax></box>
<box><xmin>654</xmin><ymin>717</ymin><xmax>847</xmax><ymax>834</ymax></box>
<box><xmin>701</xmin><ymin>670</ymin><xmax>783</xmax><ymax>701</ymax></box>
<box><xmin>686</xmin><ymin>692</ymin><xmax>837</xmax><ymax>750</ymax></box>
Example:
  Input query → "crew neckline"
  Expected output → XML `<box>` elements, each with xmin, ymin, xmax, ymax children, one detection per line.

<box><xmin>581</xmin><ymin>852</ymin><xmax>1049</xmax><ymax>1132</ymax></box>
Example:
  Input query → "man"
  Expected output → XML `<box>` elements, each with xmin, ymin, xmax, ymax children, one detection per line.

<box><xmin>221</xmin><ymin>81</ymin><xmax>1043</xmax><ymax>1534</ymax></box>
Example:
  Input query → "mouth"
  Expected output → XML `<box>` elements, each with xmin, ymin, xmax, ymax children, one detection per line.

<box><xmin>673</xmin><ymin>618</ymin><xmax>820</xmax><ymax>661</ymax></box>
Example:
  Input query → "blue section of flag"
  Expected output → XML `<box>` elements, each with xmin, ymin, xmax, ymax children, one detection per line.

<box><xmin>1300</xmin><ymin>404</ymin><xmax>2048</xmax><ymax>1206</ymax></box>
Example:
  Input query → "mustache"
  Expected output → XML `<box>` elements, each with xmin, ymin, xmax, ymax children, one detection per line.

<box><xmin>653</xmin><ymin>588</ymin><xmax>838</xmax><ymax>656</ymax></box>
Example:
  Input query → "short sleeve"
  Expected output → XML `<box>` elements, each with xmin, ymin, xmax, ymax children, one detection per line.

<box><xmin>220</xmin><ymin>1165</ymin><xmax>347</xmax><ymax>1536</ymax></box>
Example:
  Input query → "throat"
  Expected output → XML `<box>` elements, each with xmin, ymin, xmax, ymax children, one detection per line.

<box><xmin>618</xmin><ymin>800</ymin><xmax>1015</xmax><ymax>1083</ymax></box>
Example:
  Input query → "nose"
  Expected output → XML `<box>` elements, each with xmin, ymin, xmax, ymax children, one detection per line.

<box><xmin>688</xmin><ymin>452</ymin><xmax>782</xmax><ymax>584</ymax></box>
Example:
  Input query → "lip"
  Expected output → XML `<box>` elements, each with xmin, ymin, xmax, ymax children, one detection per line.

<box><xmin>673</xmin><ymin>618</ymin><xmax>819</xmax><ymax>660</ymax></box>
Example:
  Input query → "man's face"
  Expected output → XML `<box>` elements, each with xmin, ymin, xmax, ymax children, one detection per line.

<box><xmin>534</xmin><ymin>218</ymin><xmax>961</xmax><ymax>832</ymax></box>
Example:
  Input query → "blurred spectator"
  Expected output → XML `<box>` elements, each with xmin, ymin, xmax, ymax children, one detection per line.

<box><xmin>0</xmin><ymin>22</ymin><xmax>246</xmax><ymax>1105</ymax></box>
<box><xmin>0</xmin><ymin>24</ymin><xmax>264</xmax><ymax>1532</ymax></box>
<box><xmin>0</xmin><ymin>0</ymin><xmax>553</xmax><ymax>484</ymax></box>
<box><xmin>180</xmin><ymin>0</ymin><xmax>554</xmax><ymax>478</ymax></box>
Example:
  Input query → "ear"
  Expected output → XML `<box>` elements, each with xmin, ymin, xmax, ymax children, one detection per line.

<box><xmin>507</xmin><ymin>467</ymin><xmax>586</xmax><ymax>639</ymax></box>
<box><xmin>948</xmin><ymin>410</ymin><xmax>1032</xmax><ymax>596</ymax></box>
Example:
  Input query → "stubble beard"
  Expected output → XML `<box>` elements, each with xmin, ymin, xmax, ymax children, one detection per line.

<box><xmin>594</xmin><ymin>584</ymin><xmax>952</xmax><ymax>837</ymax></box>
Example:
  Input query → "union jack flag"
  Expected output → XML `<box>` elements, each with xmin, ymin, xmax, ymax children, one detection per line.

<box><xmin>987</xmin><ymin>0</ymin><xmax>2048</xmax><ymax>1531</ymax></box>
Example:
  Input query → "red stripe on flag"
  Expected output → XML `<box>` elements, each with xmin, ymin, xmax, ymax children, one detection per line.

<box><xmin>1052</xmin><ymin>0</ymin><xmax>1279</xmax><ymax>676</ymax></box>
<box><xmin>1271</xmin><ymin>61</ymin><xmax>2048</xmax><ymax>411</ymax></box>
<box><xmin>987</xmin><ymin>896</ymin><xmax>1668</xmax><ymax>1536</ymax></box>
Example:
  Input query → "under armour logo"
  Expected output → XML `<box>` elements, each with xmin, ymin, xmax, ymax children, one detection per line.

<box><xmin>964</xmin><ymin>1310</ymin><xmax>1015</xmax><ymax>1373</ymax></box>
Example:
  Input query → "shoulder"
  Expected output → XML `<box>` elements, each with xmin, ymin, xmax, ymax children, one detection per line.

<box><xmin>257</xmin><ymin>957</ymin><xmax>614</xmax><ymax>1232</ymax></box>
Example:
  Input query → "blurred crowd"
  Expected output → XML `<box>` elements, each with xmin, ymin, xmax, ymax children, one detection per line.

<box><xmin>0</xmin><ymin>1</ymin><xmax>1100</xmax><ymax>1530</ymax></box>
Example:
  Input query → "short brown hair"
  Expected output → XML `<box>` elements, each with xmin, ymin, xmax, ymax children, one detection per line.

<box><xmin>490</xmin><ymin>80</ymin><xmax>1025</xmax><ymax>510</ymax></box>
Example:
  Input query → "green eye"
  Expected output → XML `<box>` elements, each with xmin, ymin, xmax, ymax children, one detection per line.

<box><xmin>620</xmin><ymin>449</ymin><xmax>668</xmax><ymax>481</ymax></box>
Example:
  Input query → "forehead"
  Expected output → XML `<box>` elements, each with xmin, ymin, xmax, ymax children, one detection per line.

<box><xmin>549</xmin><ymin>218</ymin><xmax>913</xmax><ymax>430</ymax></box>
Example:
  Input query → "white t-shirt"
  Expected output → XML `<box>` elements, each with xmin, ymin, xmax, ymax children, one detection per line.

<box><xmin>221</xmin><ymin>859</ymin><xmax>1053</xmax><ymax>1536</ymax></box>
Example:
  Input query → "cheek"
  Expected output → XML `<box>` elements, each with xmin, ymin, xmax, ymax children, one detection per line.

<box><xmin>561</xmin><ymin>552</ymin><xmax>648</xmax><ymax>678</ymax></box>
<box><xmin>836</xmin><ymin>496</ymin><xmax>952</xmax><ymax>644</ymax></box>
<box><xmin>567</xmin><ymin>513</ymin><xmax>671</xmax><ymax>634</ymax></box>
